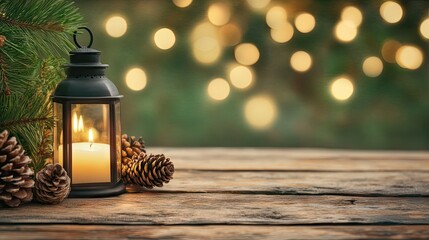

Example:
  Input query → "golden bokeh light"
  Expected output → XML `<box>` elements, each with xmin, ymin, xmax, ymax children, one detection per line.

<box><xmin>290</xmin><ymin>51</ymin><xmax>312</xmax><ymax>72</ymax></box>
<box><xmin>266</xmin><ymin>6</ymin><xmax>287</xmax><ymax>29</ymax></box>
<box><xmin>330</xmin><ymin>77</ymin><xmax>354</xmax><ymax>101</ymax></box>
<box><xmin>362</xmin><ymin>56</ymin><xmax>383</xmax><ymax>77</ymax></box>
<box><xmin>381</xmin><ymin>39</ymin><xmax>401</xmax><ymax>63</ymax></box>
<box><xmin>229</xmin><ymin>65</ymin><xmax>254</xmax><ymax>89</ymax></box>
<box><xmin>125</xmin><ymin>68</ymin><xmax>147</xmax><ymax>91</ymax></box>
<box><xmin>208</xmin><ymin>2</ymin><xmax>231</xmax><ymax>26</ymax></box>
<box><xmin>334</xmin><ymin>20</ymin><xmax>357</xmax><ymax>42</ymax></box>
<box><xmin>153</xmin><ymin>28</ymin><xmax>176</xmax><ymax>50</ymax></box>
<box><xmin>420</xmin><ymin>18</ymin><xmax>429</xmax><ymax>39</ymax></box>
<box><xmin>105</xmin><ymin>16</ymin><xmax>127</xmax><ymax>38</ymax></box>
<box><xmin>341</xmin><ymin>6</ymin><xmax>363</xmax><ymax>27</ymax></box>
<box><xmin>234</xmin><ymin>43</ymin><xmax>260</xmax><ymax>66</ymax></box>
<box><xmin>219</xmin><ymin>23</ymin><xmax>242</xmax><ymax>46</ymax></box>
<box><xmin>396</xmin><ymin>45</ymin><xmax>424</xmax><ymax>70</ymax></box>
<box><xmin>294</xmin><ymin>12</ymin><xmax>316</xmax><ymax>33</ymax></box>
<box><xmin>246</xmin><ymin>0</ymin><xmax>270</xmax><ymax>10</ymax></box>
<box><xmin>172</xmin><ymin>0</ymin><xmax>192</xmax><ymax>8</ymax></box>
<box><xmin>380</xmin><ymin>1</ymin><xmax>403</xmax><ymax>24</ymax></box>
<box><xmin>207</xmin><ymin>78</ymin><xmax>230</xmax><ymax>101</ymax></box>
<box><xmin>244</xmin><ymin>95</ymin><xmax>278</xmax><ymax>130</ymax></box>
<box><xmin>270</xmin><ymin>21</ymin><xmax>294</xmax><ymax>43</ymax></box>
<box><xmin>191</xmin><ymin>22</ymin><xmax>222</xmax><ymax>64</ymax></box>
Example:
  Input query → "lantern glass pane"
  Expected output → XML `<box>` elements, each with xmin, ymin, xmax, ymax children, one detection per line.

<box><xmin>68</xmin><ymin>104</ymin><xmax>111</xmax><ymax>184</ymax></box>
<box><xmin>53</xmin><ymin>103</ymin><xmax>63</xmax><ymax>165</ymax></box>
<box><xmin>115</xmin><ymin>101</ymin><xmax>121</xmax><ymax>181</ymax></box>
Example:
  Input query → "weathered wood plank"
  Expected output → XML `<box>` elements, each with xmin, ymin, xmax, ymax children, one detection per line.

<box><xmin>136</xmin><ymin>170</ymin><xmax>429</xmax><ymax>196</ymax></box>
<box><xmin>151</xmin><ymin>148</ymin><xmax>429</xmax><ymax>171</ymax></box>
<box><xmin>1</xmin><ymin>225</ymin><xmax>429</xmax><ymax>240</ymax></box>
<box><xmin>0</xmin><ymin>194</ymin><xmax>428</xmax><ymax>225</ymax></box>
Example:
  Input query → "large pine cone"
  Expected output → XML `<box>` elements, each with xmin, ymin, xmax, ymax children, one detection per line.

<box><xmin>122</xmin><ymin>153</ymin><xmax>174</xmax><ymax>189</ymax></box>
<box><xmin>121</xmin><ymin>134</ymin><xmax>146</xmax><ymax>171</ymax></box>
<box><xmin>35</xmin><ymin>164</ymin><xmax>70</xmax><ymax>204</ymax></box>
<box><xmin>0</xmin><ymin>130</ymin><xmax>34</xmax><ymax>207</ymax></box>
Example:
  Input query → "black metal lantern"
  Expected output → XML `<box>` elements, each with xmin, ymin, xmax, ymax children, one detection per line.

<box><xmin>52</xmin><ymin>27</ymin><xmax>125</xmax><ymax>197</ymax></box>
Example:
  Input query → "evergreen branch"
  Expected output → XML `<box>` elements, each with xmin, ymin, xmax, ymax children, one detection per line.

<box><xmin>0</xmin><ymin>53</ymin><xmax>10</xmax><ymax>95</ymax></box>
<box><xmin>0</xmin><ymin>117</ymin><xmax>51</xmax><ymax>129</ymax></box>
<box><xmin>0</xmin><ymin>15</ymin><xmax>64</xmax><ymax>32</ymax></box>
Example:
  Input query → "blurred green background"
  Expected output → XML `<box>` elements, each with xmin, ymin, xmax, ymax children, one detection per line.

<box><xmin>74</xmin><ymin>0</ymin><xmax>429</xmax><ymax>149</ymax></box>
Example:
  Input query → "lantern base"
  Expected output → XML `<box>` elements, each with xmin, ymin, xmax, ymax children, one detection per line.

<box><xmin>69</xmin><ymin>181</ymin><xmax>126</xmax><ymax>198</ymax></box>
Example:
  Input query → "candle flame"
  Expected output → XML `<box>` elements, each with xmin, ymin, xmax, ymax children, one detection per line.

<box><xmin>78</xmin><ymin>115</ymin><xmax>84</xmax><ymax>132</ymax></box>
<box><xmin>73</xmin><ymin>113</ymin><xmax>78</xmax><ymax>133</ymax></box>
<box><xmin>88</xmin><ymin>128</ymin><xmax>94</xmax><ymax>147</ymax></box>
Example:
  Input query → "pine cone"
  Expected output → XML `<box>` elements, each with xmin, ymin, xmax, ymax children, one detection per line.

<box><xmin>35</xmin><ymin>163</ymin><xmax>70</xmax><ymax>204</ymax></box>
<box><xmin>0</xmin><ymin>35</ymin><xmax>5</xmax><ymax>48</ymax></box>
<box><xmin>122</xmin><ymin>153</ymin><xmax>174</xmax><ymax>189</ymax></box>
<box><xmin>0</xmin><ymin>130</ymin><xmax>35</xmax><ymax>207</ymax></box>
<box><xmin>121</xmin><ymin>134</ymin><xmax>146</xmax><ymax>174</ymax></box>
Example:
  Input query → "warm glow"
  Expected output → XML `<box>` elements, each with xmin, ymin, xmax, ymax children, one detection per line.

<box><xmin>362</xmin><ymin>56</ymin><xmax>383</xmax><ymax>77</ymax></box>
<box><xmin>266</xmin><ymin>6</ymin><xmax>287</xmax><ymax>29</ymax></box>
<box><xmin>73</xmin><ymin>112</ymin><xmax>78</xmax><ymax>133</ymax></box>
<box><xmin>172</xmin><ymin>0</ymin><xmax>192</xmax><ymax>8</ymax></box>
<box><xmin>380</xmin><ymin>1</ymin><xmax>403</xmax><ymax>24</ymax></box>
<box><xmin>207</xmin><ymin>78</ymin><xmax>230</xmax><ymax>101</ymax></box>
<box><xmin>229</xmin><ymin>65</ymin><xmax>253</xmax><ymax>89</ymax></box>
<box><xmin>294</xmin><ymin>12</ymin><xmax>316</xmax><ymax>33</ymax></box>
<box><xmin>270</xmin><ymin>22</ymin><xmax>294</xmax><ymax>43</ymax></box>
<box><xmin>396</xmin><ymin>45</ymin><xmax>424</xmax><ymax>70</ymax></box>
<box><xmin>330</xmin><ymin>77</ymin><xmax>354</xmax><ymax>101</ymax></box>
<box><xmin>208</xmin><ymin>2</ymin><xmax>231</xmax><ymax>26</ymax></box>
<box><xmin>246</xmin><ymin>0</ymin><xmax>270</xmax><ymax>10</ymax></box>
<box><xmin>219</xmin><ymin>23</ymin><xmax>242</xmax><ymax>46</ymax></box>
<box><xmin>244</xmin><ymin>95</ymin><xmax>277</xmax><ymax>129</ymax></box>
<box><xmin>88</xmin><ymin>128</ymin><xmax>94</xmax><ymax>143</ymax></box>
<box><xmin>381</xmin><ymin>39</ymin><xmax>401</xmax><ymax>63</ymax></box>
<box><xmin>290</xmin><ymin>51</ymin><xmax>312</xmax><ymax>72</ymax></box>
<box><xmin>105</xmin><ymin>16</ymin><xmax>127</xmax><ymax>38</ymax></box>
<box><xmin>334</xmin><ymin>20</ymin><xmax>357</xmax><ymax>42</ymax></box>
<box><xmin>191</xmin><ymin>22</ymin><xmax>222</xmax><ymax>64</ymax></box>
<box><xmin>78</xmin><ymin>115</ymin><xmax>84</xmax><ymax>132</ymax></box>
<box><xmin>154</xmin><ymin>28</ymin><xmax>176</xmax><ymax>50</ymax></box>
<box><xmin>341</xmin><ymin>6</ymin><xmax>363</xmax><ymax>27</ymax></box>
<box><xmin>420</xmin><ymin>18</ymin><xmax>429</xmax><ymax>39</ymax></box>
<box><xmin>234</xmin><ymin>43</ymin><xmax>260</xmax><ymax>66</ymax></box>
<box><xmin>125</xmin><ymin>68</ymin><xmax>147</xmax><ymax>91</ymax></box>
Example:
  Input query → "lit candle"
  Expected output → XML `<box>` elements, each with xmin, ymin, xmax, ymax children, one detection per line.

<box><xmin>58</xmin><ymin>127</ymin><xmax>111</xmax><ymax>184</ymax></box>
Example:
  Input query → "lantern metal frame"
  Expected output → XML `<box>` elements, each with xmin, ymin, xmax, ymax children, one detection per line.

<box><xmin>52</xmin><ymin>27</ymin><xmax>125</xmax><ymax>197</ymax></box>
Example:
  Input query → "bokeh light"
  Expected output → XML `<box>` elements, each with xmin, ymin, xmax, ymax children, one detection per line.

<box><xmin>154</xmin><ymin>28</ymin><xmax>176</xmax><ymax>50</ymax></box>
<box><xmin>244</xmin><ymin>95</ymin><xmax>278</xmax><ymax>130</ymax></box>
<box><xmin>219</xmin><ymin>23</ymin><xmax>242</xmax><ymax>46</ymax></box>
<box><xmin>246</xmin><ymin>0</ymin><xmax>270</xmax><ymax>10</ymax></box>
<box><xmin>330</xmin><ymin>77</ymin><xmax>354</xmax><ymax>101</ymax></box>
<box><xmin>380</xmin><ymin>1</ymin><xmax>403</xmax><ymax>24</ymax></box>
<box><xmin>208</xmin><ymin>2</ymin><xmax>231</xmax><ymax>26</ymax></box>
<box><xmin>341</xmin><ymin>6</ymin><xmax>363</xmax><ymax>27</ymax></box>
<box><xmin>270</xmin><ymin>22</ymin><xmax>294</xmax><ymax>43</ymax></box>
<box><xmin>234</xmin><ymin>43</ymin><xmax>260</xmax><ymax>66</ymax></box>
<box><xmin>294</xmin><ymin>12</ymin><xmax>316</xmax><ymax>33</ymax></box>
<box><xmin>396</xmin><ymin>45</ymin><xmax>424</xmax><ymax>70</ymax></box>
<box><xmin>420</xmin><ymin>18</ymin><xmax>429</xmax><ymax>39</ymax></box>
<box><xmin>105</xmin><ymin>16</ymin><xmax>127</xmax><ymax>38</ymax></box>
<box><xmin>381</xmin><ymin>39</ymin><xmax>401</xmax><ymax>63</ymax></box>
<box><xmin>172</xmin><ymin>0</ymin><xmax>192</xmax><ymax>8</ymax></box>
<box><xmin>191</xmin><ymin>22</ymin><xmax>222</xmax><ymax>64</ymax></box>
<box><xmin>290</xmin><ymin>51</ymin><xmax>312</xmax><ymax>72</ymax></box>
<box><xmin>362</xmin><ymin>56</ymin><xmax>383</xmax><ymax>77</ymax></box>
<box><xmin>266</xmin><ymin>6</ymin><xmax>287</xmax><ymax>29</ymax></box>
<box><xmin>207</xmin><ymin>78</ymin><xmax>230</xmax><ymax>101</ymax></box>
<box><xmin>229</xmin><ymin>65</ymin><xmax>254</xmax><ymax>89</ymax></box>
<box><xmin>125</xmin><ymin>68</ymin><xmax>147</xmax><ymax>91</ymax></box>
<box><xmin>334</xmin><ymin>20</ymin><xmax>357</xmax><ymax>42</ymax></box>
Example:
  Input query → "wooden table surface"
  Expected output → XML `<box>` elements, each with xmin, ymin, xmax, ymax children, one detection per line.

<box><xmin>1</xmin><ymin>148</ymin><xmax>429</xmax><ymax>239</ymax></box>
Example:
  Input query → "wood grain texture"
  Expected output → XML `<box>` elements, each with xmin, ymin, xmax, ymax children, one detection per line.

<box><xmin>136</xmin><ymin>170</ymin><xmax>429</xmax><ymax>196</ymax></box>
<box><xmin>151</xmin><ymin>148</ymin><xmax>429</xmax><ymax>171</ymax></box>
<box><xmin>1</xmin><ymin>225</ymin><xmax>429</xmax><ymax>240</ymax></box>
<box><xmin>0</xmin><ymin>194</ymin><xmax>428</xmax><ymax>225</ymax></box>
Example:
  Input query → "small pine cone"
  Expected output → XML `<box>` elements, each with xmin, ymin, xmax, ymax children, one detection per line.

<box><xmin>124</xmin><ymin>153</ymin><xmax>174</xmax><ymax>189</ymax></box>
<box><xmin>121</xmin><ymin>134</ymin><xmax>146</xmax><ymax>159</ymax></box>
<box><xmin>0</xmin><ymin>130</ymin><xmax>35</xmax><ymax>207</ymax></box>
<box><xmin>0</xmin><ymin>35</ymin><xmax>5</xmax><ymax>48</ymax></box>
<box><xmin>35</xmin><ymin>164</ymin><xmax>70</xmax><ymax>204</ymax></box>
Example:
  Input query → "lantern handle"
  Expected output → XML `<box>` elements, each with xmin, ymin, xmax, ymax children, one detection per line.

<box><xmin>73</xmin><ymin>27</ymin><xmax>93</xmax><ymax>48</ymax></box>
